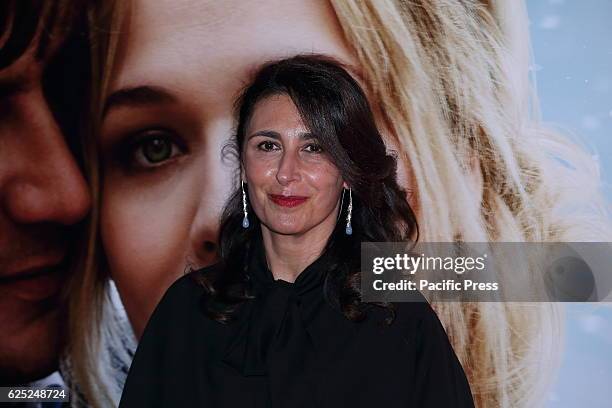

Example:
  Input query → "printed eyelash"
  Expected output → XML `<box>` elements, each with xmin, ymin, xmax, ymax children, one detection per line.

<box><xmin>112</xmin><ymin>128</ymin><xmax>186</xmax><ymax>171</ymax></box>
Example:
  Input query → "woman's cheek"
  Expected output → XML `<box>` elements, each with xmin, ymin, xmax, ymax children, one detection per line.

<box><xmin>244</xmin><ymin>160</ymin><xmax>274</xmax><ymax>208</ymax></box>
<box><xmin>100</xmin><ymin>183</ymin><xmax>194</xmax><ymax>338</ymax></box>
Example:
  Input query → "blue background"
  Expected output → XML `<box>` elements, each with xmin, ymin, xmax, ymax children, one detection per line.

<box><xmin>526</xmin><ymin>1</ymin><xmax>612</xmax><ymax>406</ymax></box>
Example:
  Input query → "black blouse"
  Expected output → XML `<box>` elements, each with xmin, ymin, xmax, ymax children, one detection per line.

<box><xmin>119</xmin><ymin>234</ymin><xmax>474</xmax><ymax>407</ymax></box>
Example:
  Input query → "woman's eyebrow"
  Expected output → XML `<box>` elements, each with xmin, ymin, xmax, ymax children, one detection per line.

<box><xmin>103</xmin><ymin>85</ymin><xmax>177</xmax><ymax>117</ymax></box>
<box><xmin>248</xmin><ymin>130</ymin><xmax>280</xmax><ymax>140</ymax></box>
<box><xmin>300</xmin><ymin>132</ymin><xmax>317</xmax><ymax>140</ymax></box>
<box><xmin>247</xmin><ymin>131</ymin><xmax>316</xmax><ymax>140</ymax></box>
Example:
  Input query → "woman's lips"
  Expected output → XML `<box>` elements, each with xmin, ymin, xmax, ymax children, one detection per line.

<box><xmin>268</xmin><ymin>194</ymin><xmax>309</xmax><ymax>207</ymax></box>
<box><xmin>1</xmin><ymin>258</ymin><xmax>66</xmax><ymax>302</ymax></box>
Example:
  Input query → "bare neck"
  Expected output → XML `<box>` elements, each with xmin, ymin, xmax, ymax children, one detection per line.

<box><xmin>260</xmin><ymin>220</ymin><xmax>336</xmax><ymax>283</ymax></box>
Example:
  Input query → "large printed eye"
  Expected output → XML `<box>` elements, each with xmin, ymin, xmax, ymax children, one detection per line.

<box><xmin>126</xmin><ymin>130</ymin><xmax>184</xmax><ymax>168</ymax></box>
<box><xmin>139</xmin><ymin>136</ymin><xmax>173</xmax><ymax>163</ymax></box>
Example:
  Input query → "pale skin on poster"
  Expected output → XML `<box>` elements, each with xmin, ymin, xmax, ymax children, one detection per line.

<box><xmin>100</xmin><ymin>0</ymin><xmax>403</xmax><ymax>338</ymax></box>
<box><xmin>100</xmin><ymin>0</ymin><xmax>482</xmax><ymax>339</ymax></box>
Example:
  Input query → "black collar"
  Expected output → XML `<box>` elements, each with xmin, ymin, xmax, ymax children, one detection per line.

<box><xmin>222</xmin><ymin>231</ymin><xmax>334</xmax><ymax>376</ymax></box>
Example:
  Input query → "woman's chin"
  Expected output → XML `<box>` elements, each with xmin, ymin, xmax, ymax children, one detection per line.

<box><xmin>262</xmin><ymin>222</ymin><xmax>306</xmax><ymax>237</ymax></box>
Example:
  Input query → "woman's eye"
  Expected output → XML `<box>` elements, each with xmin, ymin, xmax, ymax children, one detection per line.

<box><xmin>128</xmin><ymin>132</ymin><xmax>184</xmax><ymax>168</ymax></box>
<box><xmin>304</xmin><ymin>143</ymin><xmax>323</xmax><ymax>153</ymax></box>
<box><xmin>257</xmin><ymin>140</ymin><xmax>279</xmax><ymax>152</ymax></box>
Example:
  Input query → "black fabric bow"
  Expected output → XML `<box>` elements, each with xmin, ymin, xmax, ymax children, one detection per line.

<box><xmin>222</xmin><ymin>232</ymin><xmax>332</xmax><ymax>406</ymax></box>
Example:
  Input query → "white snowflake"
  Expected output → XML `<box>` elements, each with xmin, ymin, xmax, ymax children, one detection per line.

<box><xmin>539</xmin><ymin>15</ymin><xmax>561</xmax><ymax>30</ymax></box>
<box><xmin>581</xmin><ymin>115</ymin><xmax>601</xmax><ymax>130</ymax></box>
<box><xmin>529</xmin><ymin>63</ymin><xmax>543</xmax><ymax>72</ymax></box>
<box><xmin>580</xmin><ymin>314</ymin><xmax>606</xmax><ymax>334</ymax></box>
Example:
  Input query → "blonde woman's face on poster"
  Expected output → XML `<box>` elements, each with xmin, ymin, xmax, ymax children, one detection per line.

<box><xmin>99</xmin><ymin>0</ymin><xmax>378</xmax><ymax>338</ymax></box>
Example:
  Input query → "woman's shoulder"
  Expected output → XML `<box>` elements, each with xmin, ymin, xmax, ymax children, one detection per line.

<box><xmin>388</xmin><ymin>299</ymin><xmax>474</xmax><ymax>406</ymax></box>
<box><xmin>382</xmin><ymin>295</ymin><xmax>452</xmax><ymax>344</ymax></box>
<box><xmin>389</xmin><ymin>292</ymin><xmax>439</xmax><ymax>324</ymax></box>
<box><xmin>131</xmin><ymin>263</ymin><xmax>229</xmax><ymax>357</ymax></box>
<box><xmin>119</xmin><ymin>263</ymin><xmax>229</xmax><ymax>407</ymax></box>
<box><xmin>145</xmin><ymin>262</ymin><xmax>225</xmax><ymax>325</ymax></box>
<box><xmin>360</xmin><ymin>293</ymin><xmax>447</xmax><ymax>346</ymax></box>
<box><xmin>166</xmin><ymin>261</ymin><xmax>226</xmax><ymax>296</ymax></box>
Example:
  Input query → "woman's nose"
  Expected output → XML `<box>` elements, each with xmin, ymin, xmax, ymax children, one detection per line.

<box><xmin>192</xmin><ymin>227</ymin><xmax>219</xmax><ymax>266</ymax></box>
<box><xmin>190</xmin><ymin>198</ymin><xmax>222</xmax><ymax>267</ymax></box>
<box><xmin>1</xmin><ymin>91</ymin><xmax>91</xmax><ymax>226</ymax></box>
<box><xmin>275</xmin><ymin>151</ymin><xmax>301</xmax><ymax>186</ymax></box>
<box><xmin>188</xmin><ymin>121</ymin><xmax>234</xmax><ymax>267</ymax></box>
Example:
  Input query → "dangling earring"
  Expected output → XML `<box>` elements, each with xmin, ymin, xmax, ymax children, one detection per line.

<box><xmin>337</xmin><ymin>188</ymin><xmax>346</xmax><ymax>222</ymax></box>
<box><xmin>345</xmin><ymin>187</ymin><xmax>353</xmax><ymax>235</ymax></box>
<box><xmin>241</xmin><ymin>180</ymin><xmax>249</xmax><ymax>228</ymax></box>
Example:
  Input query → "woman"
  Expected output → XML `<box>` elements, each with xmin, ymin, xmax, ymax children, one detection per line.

<box><xmin>67</xmin><ymin>1</ymin><xmax>611</xmax><ymax>407</ymax></box>
<box><xmin>118</xmin><ymin>54</ymin><xmax>474</xmax><ymax>407</ymax></box>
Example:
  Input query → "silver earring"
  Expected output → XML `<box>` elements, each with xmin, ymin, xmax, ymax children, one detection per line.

<box><xmin>337</xmin><ymin>188</ymin><xmax>346</xmax><ymax>222</ymax></box>
<box><xmin>241</xmin><ymin>180</ymin><xmax>249</xmax><ymax>228</ymax></box>
<box><xmin>345</xmin><ymin>188</ymin><xmax>353</xmax><ymax>235</ymax></box>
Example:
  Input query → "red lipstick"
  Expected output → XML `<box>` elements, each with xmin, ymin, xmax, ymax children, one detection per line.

<box><xmin>269</xmin><ymin>194</ymin><xmax>309</xmax><ymax>207</ymax></box>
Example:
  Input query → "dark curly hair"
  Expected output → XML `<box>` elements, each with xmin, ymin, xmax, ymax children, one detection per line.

<box><xmin>194</xmin><ymin>54</ymin><xmax>418</xmax><ymax>324</ymax></box>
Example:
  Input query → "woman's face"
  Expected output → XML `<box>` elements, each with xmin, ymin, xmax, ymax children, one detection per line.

<box><xmin>99</xmin><ymin>0</ymin><xmax>363</xmax><ymax>337</ymax></box>
<box><xmin>243</xmin><ymin>95</ymin><xmax>346</xmax><ymax>238</ymax></box>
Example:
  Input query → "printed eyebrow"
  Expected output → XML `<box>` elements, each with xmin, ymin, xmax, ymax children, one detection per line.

<box><xmin>103</xmin><ymin>85</ymin><xmax>178</xmax><ymax>117</ymax></box>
